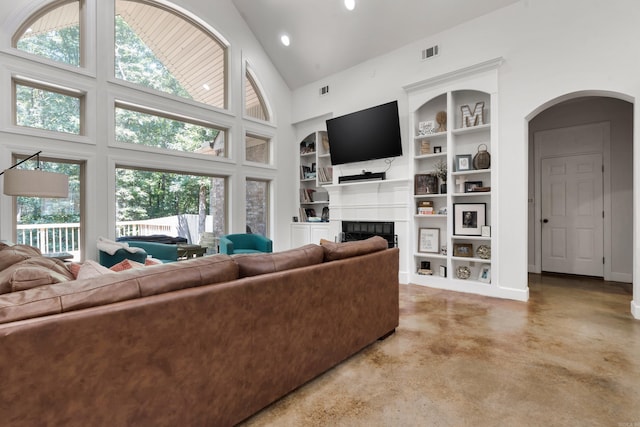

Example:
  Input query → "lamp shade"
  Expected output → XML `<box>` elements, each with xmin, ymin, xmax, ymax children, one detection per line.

<box><xmin>3</xmin><ymin>169</ymin><xmax>69</xmax><ymax>198</ymax></box>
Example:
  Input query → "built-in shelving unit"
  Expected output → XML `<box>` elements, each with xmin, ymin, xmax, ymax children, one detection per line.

<box><xmin>404</xmin><ymin>58</ymin><xmax>501</xmax><ymax>297</ymax></box>
<box><xmin>297</xmin><ymin>131</ymin><xmax>332</xmax><ymax>222</ymax></box>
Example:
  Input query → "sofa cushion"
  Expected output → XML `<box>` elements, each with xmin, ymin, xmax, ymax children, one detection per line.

<box><xmin>0</xmin><ymin>245</ymin><xmax>41</xmax><ymax>272</ymax></box>
<box><xmin>0</xmin><ymin>257</ymin><xmax>74</xmax><ymax>294</ymax></box>
<box><xmin>76</xmin><ymin>260</ymin><xmax>114</xmax><ymax>280</ymax></box>
<box><xmin>0</xmin><ymin>254</ymin><xmax>238</xmax><ymax>324</ymax></box>
<box><xmin>233</xmin><ymin>244</ymin><xmax>324</xmax><ymax>278</ymax></box>
<box><xmin>320</xmin><ymin>236</ymin><xmax>389</xmax><ymax>262</ymax></box>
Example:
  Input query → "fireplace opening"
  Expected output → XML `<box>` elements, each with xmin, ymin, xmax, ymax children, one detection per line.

<box><xmin>341</xmin><ymin>221</ymin><xmax>396</xmax><ymax>248</ymax></box>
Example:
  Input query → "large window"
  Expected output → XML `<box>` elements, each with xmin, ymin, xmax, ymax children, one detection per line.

<box><xmin>14</xmin><ymin>156</ymin><xmax>83</xmax><ymax>261</ymax></box>
<box><xmin>14</xmin><ymin>80</ymin><xmax>83</xmax><ymax>134</ymax></box>
<box><xmin>115</xmin><ymin>104</ymin><xmax>226</xmax><ymax>156</ymax></box>
<box><xmin>116</xmin><ymin>167</ymin><xmax>226</xmax><ymax>244</ymax></box>
<box><xmin>115</xmin><ymin>0</ymin><xmax>227</xmax><ymax>108</ymax></box>
<box><xmin>13</xmin><ymin>0</ymin><xmax>81</xmax><ymax>67</ymax></box>
<box><xmin>246</xmin><ymin>179</ymin><xmax>269</xmax><ymax>236</ymax></box>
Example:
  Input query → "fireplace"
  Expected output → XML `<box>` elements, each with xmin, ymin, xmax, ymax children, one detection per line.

<box><xmin>341</xmin><ymin>221</ymin><xmax>396</xmax><ymax>248</ymax></box>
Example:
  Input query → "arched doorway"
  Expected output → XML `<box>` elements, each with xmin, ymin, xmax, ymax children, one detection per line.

<box><xmin>527</xmin><ymin>94</ymin><xmax>633</xmax><ymax>285</ymax></box>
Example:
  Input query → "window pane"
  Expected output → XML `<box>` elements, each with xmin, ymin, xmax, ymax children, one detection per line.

<box><xmin>115</xmin><ymin>0</ymin><xmax>226</xmax><ymax>108</ymax></box>
<box><xmin>245</xmin><ymin>70</ymin><xmax>269</xmax><ymax>121</ymax></box>
<box><xmin>15</xmin><ymin>158</ymin><xmax>82</xmax><ymax>261</ymax></box>
<box><xmin>115</xmin><ymin>106</ymin><xmax>226</xmax><ymax>156</ymax></box>
<box><xmin>116</xmin><ymin>167</ymin><xmax>226</xmax><ymax>245</ymax></box>
<box><xmin>14</xmin><ymin>1</ymin><xmax>81</xmax><ymax>66</ymax></box>
<box><xmin>246</xmin><ymin>134</ymin><xmax>270</xmax><ymax>164</ymax></box>
<box><xmin>15</xmin><ymin>83</ymin><xmax>81</xmax><ymax>134</ymax></box>
<box><xmin>246</xmin><ymin>179</ymin><xmax>268</xmax><ymax>236</ymax></box>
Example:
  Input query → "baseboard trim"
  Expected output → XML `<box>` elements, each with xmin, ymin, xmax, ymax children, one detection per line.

<box><xmin>608</xmin><ymin>272</ymin><xmax>632</xmax><ymax>283</ymax></box>
<box><xmin>631</xmin><ymin>300</ymin><xmax>640</xmax><ymax>320</ymax></box>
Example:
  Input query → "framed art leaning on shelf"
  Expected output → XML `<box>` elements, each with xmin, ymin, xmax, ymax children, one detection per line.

<box><xmin>453</xmin><ymin>203</ymin><xmax>486</xmax><ymax>236</ymax></box>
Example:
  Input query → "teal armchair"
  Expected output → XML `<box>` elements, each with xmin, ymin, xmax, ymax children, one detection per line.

<box><xmin>99</xmin><ymin>248</ymin><xmax>148</xmax><ymax>268</ymax></box>
<box><xmin>219</xmin><ymin>234</ymin><xmax>272</xmax><ymax>255</ymax></box>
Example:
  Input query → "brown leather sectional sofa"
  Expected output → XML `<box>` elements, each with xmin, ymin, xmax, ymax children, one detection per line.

<box><xmin>0</xmin><ymin>236</ymin><xmax>399</xmax><ymax>426</ymax></box>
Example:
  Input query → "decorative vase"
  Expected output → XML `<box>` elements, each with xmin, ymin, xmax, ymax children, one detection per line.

<box><xmin>440</xmin><ymin>183</ymin><xmax>447</xmax><ymax>194</ymax></box>
<box><xmin>456</xmin><ymin>265</ymin><xmax>471</xmax><ymax>280</ymax></box>
<box><xmin>473</xmin><ymin>144</ymin><xmax>491</xmax><ymax>169</ymax></box>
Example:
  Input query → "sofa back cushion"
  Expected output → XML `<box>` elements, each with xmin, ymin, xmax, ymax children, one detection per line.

<box><xmin>320</xmin><ymin>236</ymin><xmax>389</xmax><ymax>262</ymax></box>
<box><xmin>233</xmin><ymin>244</ymin><xmax>324</xmax><ymax>278</ymax></box>
<box><xmin>0</xmin><ymin>257</ymin><xmax>74</xmax><ymax>294</ymax></box>
<box><xmin>0</xmin><ymin>254</ymin><xmax>238</xmax><ymax>324</ymax></box>
<box><xmin>0</xmin><ymin>245</ymin><xmax>42</xmax><ymax>272</ymax></box>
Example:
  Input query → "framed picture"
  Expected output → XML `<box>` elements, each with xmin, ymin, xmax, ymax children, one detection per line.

<box><xmin>453</xmin><ymin>243</ymin><xmax>473</xmax><ymax>257</ymax></box>
<box><xmin>481</xmin><ymin>225</ymin><xmax>491</xmax><ymax>237</ymax></box>
<box><xmin>415</xmin><ymin>174</ymin><xmax>438</xmax><ymax>195</ymax></box>
<box><xmin>418</xmin><ymin>228</ymin><xmax>440</xmax><ymax>253</ymax></box>
<box><xmin>453</xmin><ymin>203</ymin><xmax>486</xmax><ymax>236</ymax></box>
<box><xmin>478</xmin><ymin>265</ymin><xmax>491</xmax><ymax>283</ymax></box>
<box><xmin>418</xmin><ymin>120</ymin><xmax>435</xmax><ymax>135</ymax></box>
<box><xmin>433</xmin><ymin>146</ymin><xmax>442</xmax><ymax>153</ymax></box>
<box><xmin>464</xmin><ymin>181</ymin><xmax>483</xmax><ymax>193</ymax></box>
<box><xmin>455</xmin><ymin>154</ymin><xmax>472</xmax><ymax>171</ymax></box>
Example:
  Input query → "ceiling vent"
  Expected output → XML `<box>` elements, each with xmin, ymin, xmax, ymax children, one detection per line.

<box><xmin>319</xmin><ymin>85</ymin><xmax>329</xmax><ymax>96</ymax></box>
<box><xmin>421</xmin><ymin>45</ymin><xmax>439</xmax><ymax>61</ymax></box>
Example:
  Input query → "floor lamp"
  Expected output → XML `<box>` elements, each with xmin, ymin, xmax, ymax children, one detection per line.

<box><xmin>1</xmin><ymin>151</ymin><xmax>69</xmax><ymax>198</ymax></box>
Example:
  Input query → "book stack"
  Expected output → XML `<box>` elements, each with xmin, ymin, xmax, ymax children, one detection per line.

<box><xmin>318</xmin><ymin>166</ymin><xmax>333</xmax><ymax>184</ymax></box>
<box><xmin>300</xmin><ymin>188</ymin><xmax>315</xmax><ymax>203</ymax></box>
<box><xmin>417</xmin><ymin>200</ymin><xmax>434</xmax><ymax>215</ymax></box>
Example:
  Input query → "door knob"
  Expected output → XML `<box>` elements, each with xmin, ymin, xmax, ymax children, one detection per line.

<box><xmin>542</xmin><ymin>219</ymin><xmax>549</xmax><ymax>223</ymax></box>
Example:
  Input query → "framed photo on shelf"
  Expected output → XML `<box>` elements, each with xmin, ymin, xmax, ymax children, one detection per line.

<box><xmin>455</xmin><ymin>154</ymin><xmax>473</xmax><ymax>171</ymax></box>
<box><xmin>453</xmin><ymin>203</ymin><xmax>486</xmax><ymax>236</ymax></box>
<box><xmin>464</xmin><ymin>181</ymin><xmax>483</xmax><ymax>193</ymax></box>
<box><xmin>481</xmin><ymin>225</ymin><xmax>491</xmax><ymax>237</ymax></box>
<box><xmin>478</xmin><ymin>265</ymin><xmax>491</xmax><ymax>283</ymax></box>
<box><xmin>433</xmin><ymin>146</ymin><xmax>442</xmax><ymax>153</ymax></box>
<box><xmin>418</xmin><ymin>228</ymin><xmax>440</xmax><ymax>253</ymax></box>
<box><xmin>415</xmin><ymin>174</ymin><xmax>438</xmax><ymax>195</ymax></box>
<box><xmin>453</xmin><ymin>243</ymin><xmax>473</xmax><ymax>257</ymax></box>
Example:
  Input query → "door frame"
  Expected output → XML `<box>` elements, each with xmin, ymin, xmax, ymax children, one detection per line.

<box><xmin>532</xmin><ymin>121</ymin><xmax>612</xmax><ymax>279</ymax></box>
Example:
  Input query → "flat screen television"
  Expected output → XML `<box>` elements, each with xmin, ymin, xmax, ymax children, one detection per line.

<box><xmin>326</xmin><ymin>100</ymin><xmax>402</xmax><ymax>166</ymax></box>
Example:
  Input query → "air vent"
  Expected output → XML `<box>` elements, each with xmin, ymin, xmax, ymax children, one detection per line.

<box><xmin>421</xmin><ymin>45</ymin><xmax>439</xmax><ymax>60</ymax></box>
<box><xmin>319</xmin><ymin>85</ymin><xmax>329</xmax><ymax>96</ymax></box>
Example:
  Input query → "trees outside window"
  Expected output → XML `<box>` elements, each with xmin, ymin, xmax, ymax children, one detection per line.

<box><xmin>15</xmin><ymin>156</ymin><xmax>83</xmax><ymax>261</ymax></box>
<box><xmin>13</xmin><ymin>0</ymin><xmax>81</xmax><ymax>67</ymax></box>
<box><xmin>14</xmin><ymin>80</ymin><xmax>82</xmax><ymax>134</ymax></box>
<box><xmin>115</xmin><ymin>105</ymin><xmax>226</xmax><ymax>156</ymax></box>
<box><xmin>116</xmin><ymin>167</ymin><xmax>226</xmax><ymax>244</ymax></box>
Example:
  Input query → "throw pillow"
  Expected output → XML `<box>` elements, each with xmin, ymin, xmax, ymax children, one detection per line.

<box><xmin>10</xmin><ymin>266</ymin><xmax>72</xmax><ymax>292</ymax></box>
<box><xmin>110</xmin><ymin>259</ymin><xmax>145</xmax><ymax>272</ymax></box>
<box><xmin>76</xmin><ymin>260</ymin><xmax>114</xmax><ymax>280</ymax></box>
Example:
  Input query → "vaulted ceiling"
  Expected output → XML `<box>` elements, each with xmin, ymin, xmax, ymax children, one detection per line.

<box><xmin>231</xmin><ymin>0</ymin><xmax>520</xmax><ymax>89</ymax></box>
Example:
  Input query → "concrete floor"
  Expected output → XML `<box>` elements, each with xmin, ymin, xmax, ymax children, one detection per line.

<box><xmin>243</xmin><ymin>274</ymin><xmax>640</xmax><ymax>426</ymax></box>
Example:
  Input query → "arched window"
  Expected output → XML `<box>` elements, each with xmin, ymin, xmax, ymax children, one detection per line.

<box><xmin>245</xmin><ymin>66</ymin><xmax>270</xmax><ymax>121</ymax></box>
<box><xmin>115</xmin><ymin>0</ymin><xmax>227</xmax><ymax>109</ymax></box>
<box><xmin>13</xmin><ymin>0</ymin><xmax>82</xmax><ymax>67</ymax></box>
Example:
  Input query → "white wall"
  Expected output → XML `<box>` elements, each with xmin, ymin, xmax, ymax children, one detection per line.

<box><xmin>291</xmin><ymin>0</ymin><xmax>640</xmax><ymax>314</ymax></box>
<box><xmin>0</xmin><ymin>0</ymin><xmax>296</xmax><ymax>257</ymax></box>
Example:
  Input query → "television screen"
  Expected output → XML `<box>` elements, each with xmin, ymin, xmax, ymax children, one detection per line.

<box><xmin>326</xmin><ymin>100</ymin><xmax>402</xmax><ymax>166</ymax></box>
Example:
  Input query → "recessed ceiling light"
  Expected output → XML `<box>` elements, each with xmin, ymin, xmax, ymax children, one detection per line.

<box><xmin>280</xmin><ymin>34</ymin><xmax>291</xmax><ymax>47</ymax></box>
<box><xmin>344</xmin><ymin>0</ymin><xmax>355</xmax><ymax>11</ymax></box>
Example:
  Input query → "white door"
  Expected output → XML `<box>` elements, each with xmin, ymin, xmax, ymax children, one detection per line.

<box><xmin>541</xmin><ymin>154</ymin><xmax>604</xmax><ymax>276</ymax></box>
